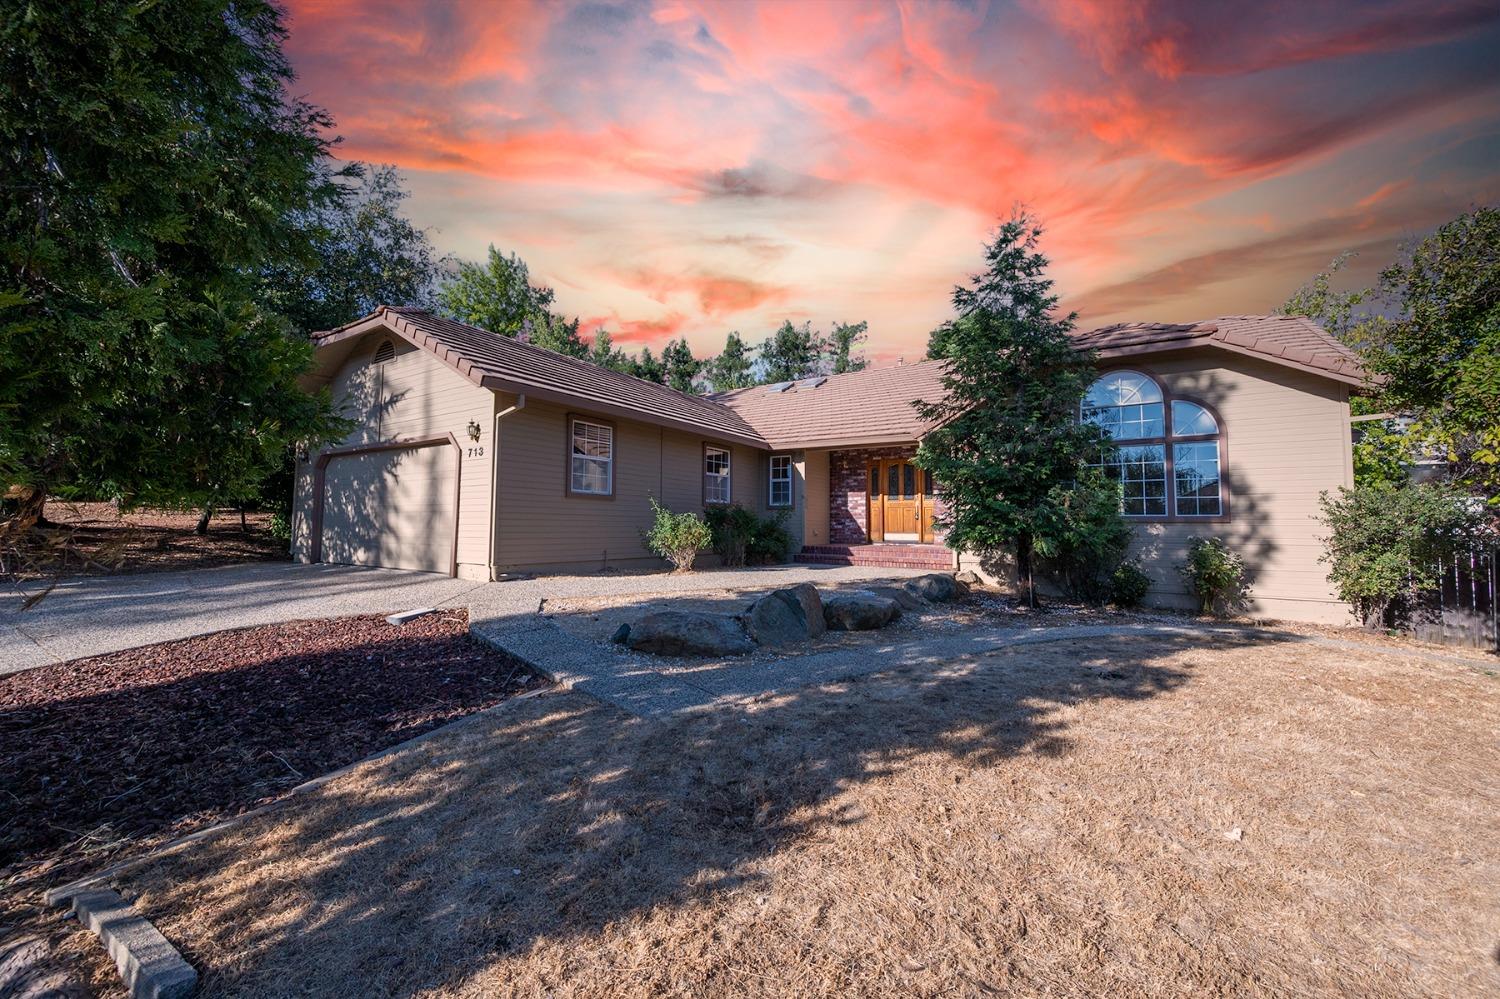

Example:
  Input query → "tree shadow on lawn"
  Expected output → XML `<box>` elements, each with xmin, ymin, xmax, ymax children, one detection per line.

<box><xmin>121</xmin><ymin>629</ymin><xmax>1297</xmax><ymax>997</ymax></box>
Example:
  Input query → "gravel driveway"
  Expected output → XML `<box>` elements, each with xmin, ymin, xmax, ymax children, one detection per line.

<box><xmin>1</xmin><ymin>561</ymin><xmax>928</xmax><ymax>675</ymax></box>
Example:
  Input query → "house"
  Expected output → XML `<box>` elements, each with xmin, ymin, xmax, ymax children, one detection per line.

<box><xmin>290</xmin><ymin>307</ymin><xmax>1365</xmax><ymax>624</ymax></box>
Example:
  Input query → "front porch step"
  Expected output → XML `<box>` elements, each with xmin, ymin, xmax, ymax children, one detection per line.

<box><xmin>796</xmin><ymin>544</ymin><xmax>955</xmax><ymax>570</ymax></box>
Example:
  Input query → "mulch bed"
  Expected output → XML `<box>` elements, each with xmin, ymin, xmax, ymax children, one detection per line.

<box><xmin>0</xmin><ymin>610</ymin><xmax>544</xmax><ymax>882</ymax></box>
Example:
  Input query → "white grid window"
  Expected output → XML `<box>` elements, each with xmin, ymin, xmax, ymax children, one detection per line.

<box><xmin>704</xmin><ymin>447</ymin><xmax>731</xmax><ymax>504</ymax></box>
<box><xmin>570</xmin><ymin>419</ymin><xmax>613</xmax><ymax>495</ymax></box>
<box><xmin>768</xmin><ymin>455</ymin><xmax>792</xmax><ymax>507</ymax></box>
<box><xmin>1173</xmin><ymin>442</ymin><xmax>1222</xmax><ymax>516</ymax></box>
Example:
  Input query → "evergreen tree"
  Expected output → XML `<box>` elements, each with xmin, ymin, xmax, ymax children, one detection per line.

<box><xmin>0</xmin><ymin>0</ymin><xmax>347</xmax><ymax>535</ymax></box>
<box><xmin>526</xmin><ymin>311</ymin><xmax>588</xmax><ymax>358</ymax></box>
<box><xmin>629</xmin><ymin>346</ymin><xmax>666</xmax><ymax>384</ymax></box>
<box><xmin>914</xmin><ymin>211</ymin><xmax>1108</xmax><ymax>605</ymax></box>
<box><xmin>703</xmin><ymin>331</ymin><xmax>756</xmax><ymax>391</ymax></box>
<box><xmin>760</xmin><ymin>320</ymin><xmax>825</xmax><ymax>382</ymax></box>
<box><xmin>588</xmin><ymin>328</ymin><xmax>631</xmax><ymax>371</ymax></box>
<box><xmin>661</xmin><ymin>338</ymin><xmax>702</xmax><ymax>393</ymax></box>
<box><xmin>828</xmin><ymin>320</ymin><xmax>870</xmax><ymax>374</ymax></box>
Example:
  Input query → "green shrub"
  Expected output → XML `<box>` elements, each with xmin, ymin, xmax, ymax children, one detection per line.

<box><xmin>269</xmin><ymin>508</ymin><xmax>292</xmax><ymax>542</ymax></box>
<box><xmin>1109</xmin><ymin>560</ymin><xmax>1152</xmax><ymax>608</ymax></box>
<box><xmin>705</xmin><ymin>504</ymin><xmax>793</xmax><ymax>566</ymax></box>
<box><xmin>1037</xmin><ymin>472</ymin><xmax>1134</xmax><ymax>604</ymax></box>
<box><xmin>1179</xmin><ymin>537</ymin><xmax>1248</xmax><ymax>615</ymax></box>
<box><xmin>1319</xmin><ymin>482</ymin><xmax>1487</xmax><ymax>628</ymax></box>
<box><xmin>643</xmin><ymin>498</ymin><xmax>712</xmax><ymax>573</ymax></box>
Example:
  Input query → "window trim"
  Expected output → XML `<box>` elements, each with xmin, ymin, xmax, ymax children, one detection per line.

<box><xmin>1084</xmin><ymin>367</ymin><xmax>1231</xmax><ymax>524</ymax></box>
<box><xmin>768</xmin><ymin>454</ymin><xmax>794</xmax><ymax>509</ymax></box>
<box><xmin>565</xmin><ymin>414</ymin><xmax>616</xmax><ymax>500</ymax></box>
<box><xmin>703</xmin><ymin>443</ymin><xmax>733</xmax><ymax>506</ymax></box>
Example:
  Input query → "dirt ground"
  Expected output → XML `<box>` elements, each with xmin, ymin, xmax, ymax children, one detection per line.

<box><xmin>94</xmin><ymin>630</ymin><xmax>1500</xmax><ymax>998</ymax></box>
<box><xmin>9</xmin><ymin>502</ymin><xmax>288</xmax><ymax>582</ymax></box>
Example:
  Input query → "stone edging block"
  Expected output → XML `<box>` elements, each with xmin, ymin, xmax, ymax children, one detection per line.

<box><xmin>69</xmin><ymin>888</ymin><xmax>196</xmax><ymax>999</ymax></box>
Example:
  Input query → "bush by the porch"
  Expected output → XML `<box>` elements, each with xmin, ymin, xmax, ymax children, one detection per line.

<box><xmin>705</xmin><ymin>504</ymin><xmax>793</xmax><ymax>566</ymax></box>
<box><xmin>643</xmin><ymin>499</ymin><xmax>712</xmax><ymax>573</ymax></box>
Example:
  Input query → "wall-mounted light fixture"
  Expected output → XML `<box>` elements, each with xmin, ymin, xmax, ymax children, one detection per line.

<box><xmin>466</xmin><ymin>420</ymin><xmax>482</xmax><ymax>442</ymax></box>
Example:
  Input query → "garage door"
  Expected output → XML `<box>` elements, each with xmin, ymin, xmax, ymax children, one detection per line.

<box><xmin>319</xmin><ymin>442</ymin><xmax>458</xmax><ymax>574</ymax></box>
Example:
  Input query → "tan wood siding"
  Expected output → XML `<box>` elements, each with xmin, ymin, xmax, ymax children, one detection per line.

<box><xmin>800</xmin><ymin>450</ymin><xmax>830</xmax><ymax>547</ymax></box>
<box><xmin>1115</xmin><ymin>350</ymin><xmax>1353</xmax><ymax>623</ymax></box>
<box><xmin>291</xmin><ymin>336</ymin><xmax>495</xmax><ymax>578</ymax></box>
<box><xmin>494</xmin><ymin>400</ymin><xmax>767</xmax><ymax>572</ymax></box>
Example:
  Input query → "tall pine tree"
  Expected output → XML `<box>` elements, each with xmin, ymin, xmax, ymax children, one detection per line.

<box><xmin>661</xmin><ymin>338</ymin><xmax>702</xmax><ymax>393</ymax></box>
<box><xmin>703</xmin><ymin>331</ymin><xmax>756</xmax><ymax>391</ymax></box>
<box><xmin>914</xmin><ymin>212</ymin><xmax>1107</xmax><ymax>605</ymax></box>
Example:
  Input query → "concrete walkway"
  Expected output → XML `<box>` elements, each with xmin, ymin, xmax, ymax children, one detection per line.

<box><xmin>1</xmin><ymin>561</ymin><xmax>927</xmax><ymax>675</ymax></box>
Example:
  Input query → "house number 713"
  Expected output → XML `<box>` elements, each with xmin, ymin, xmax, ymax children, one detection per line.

<box><xmin>467</xmin><ymin>446</ymin><xmax>484</xmax><ymax>457</ymax></box>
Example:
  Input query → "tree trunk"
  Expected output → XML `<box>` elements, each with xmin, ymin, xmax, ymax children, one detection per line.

<box><xmin>239</xmin><ymin>508</ymin><xmax>248</xmax><ymax>531</ymax></box>
<box><xmin>195</xmin><ymin>505</ymin><xmax>213</xmax><ymax>536</ymax></box>
<box><xmin>1015</xmin><ymin>535</ymin><xmax>1037</xmax><ymax>608</ymax></box>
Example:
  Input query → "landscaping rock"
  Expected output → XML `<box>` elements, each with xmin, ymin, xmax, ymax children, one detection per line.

<box><xmin>625</xmin><ymin>611</ymin><xmax>754</xmax><ymax>657</ymax></box>
<box><xmin>867</xmin><ymin>584</ymin><xmax>928</xmax><ymax>613</ymax></box>
<box><xmin>822</xmin><ymin>591</ymin><xmax>902</xmax><ymax>631</ymax></box>
<box><xmin>955</xmin><ymin>570</ymin><xmax>983</xmax><ymax>586</ymax></box>
<box><xmin>745</xmin><ymin>582</ymin><xmax>827</xmax><ymax>647</ymax></box>
<box><xmin>904</xmin><ymin>573</ymin><xmax>969</xmax><ymax>603</ymax></box>
<box><xmin>609</xmin><ymin>623</ymin><xmax>631</xmax><ymax>645</ymax></box>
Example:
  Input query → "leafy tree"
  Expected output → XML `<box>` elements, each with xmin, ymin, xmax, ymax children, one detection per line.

<box><xmin>437</xmin><ymin>245</ymin><xmax>556</xmax><ymax>338</ymax></box>
<box><xmin>914</xmin><ymin>211</ymin><xmax>1108</xmax><ymax>605</ymax></box>
<box><xmin>1035</xmin><ymin>471</ymin><xmax>1132</xmax><ymax>604</ymax></box>
<box><xmin>703</xmin><ymin>331</ymin><xmax>756</xmax><ymax>391</ymax></box>
<box><xmin>1352</xmin><ymin>207</ymin><xmax>1500</xmax><ymax>503</ymax></box>
<box><xmin>661</xmin><ymin>338</ymin><xmax>702</xmax><ymax>393</ymax></box>
<box><xmin>264</xmin><ymin>163</ymin><xmax>446</xmax><ymax>335</ymax></box>
<box><xmin>629</xmin><ymin>346</ymin><xmax>666</xmax><ymax>384</ymax></box>
<box><xmin>760</xmin><ymin>320</ymin><xmax>825</xmax><ymax>382</ymax></box>
<box><xmin>0</xmin><ymin>0</ymin><xmax>345</xmax><ymax>539</ymax></box>
<box><xmin>1278</xmin><ymin>252</ymin><xmax>1370</xmax><ymax>341</ymax></box>
<box><xmin>1319</xmin><ymin>482</ymin><xmax>1488</xmax><ymax>628</ymax></box>
<box><xmin>587</xmin><ymin>328</ymin><xmax>631</xmax><ymax>372</ymax></box>
<box><xmin>526</xmin><ymin>311</ymin><xmax>588</xmax><ymax>358</ymax></box>
<box><xmin>827</xmin><ymin>320</ymin><xmax>869</xmax><ymax>374</ymax></box>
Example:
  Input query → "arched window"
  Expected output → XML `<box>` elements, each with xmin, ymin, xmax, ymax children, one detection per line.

<box><xmin>1082</xmin><ymin>371</ymin><xmax>1224</xmax><ymax>519</ymax></box>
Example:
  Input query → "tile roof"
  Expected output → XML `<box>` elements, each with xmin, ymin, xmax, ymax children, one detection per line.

<box><xmin>1069</xmin><ymin>314</ymin><xmax>1366</xmax><ymax>386</ymax></box>
<box><xmin>314</xmin><ymin>307</ymin><xmax>766</xmax><ymax>447</ymax></box>
<box><xmin>710</xmin><ymin>360</ymin><xmax>950</xmax><ymax>450</ymax></box>
<box><xmin>314</xmin><ymin>309</ymin><xmax>1365</xmax><ymax>453</ymax></box>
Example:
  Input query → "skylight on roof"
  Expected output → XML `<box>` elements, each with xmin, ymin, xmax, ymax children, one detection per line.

<box><xmin>765</xmin><ymin>381</ymin><xmax>794</xmax><ymax>393</ymax></box>
<box><xmin>798</xmin><ymin>376</ymin><xmax>827</xmax><ymax>389</ymax></box>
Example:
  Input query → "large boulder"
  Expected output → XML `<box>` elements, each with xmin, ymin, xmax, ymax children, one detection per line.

<box><xmin>744</xmin><ymin>582</ymin><xmax>826</xmax><ymax>647</ymax></box>
<box><xmin>904</xmin><ymin>573</ymin><xmax>969</xmax><ymax>603</ymax></box>
<box><xmin>625</xmin><ymin>611</ymin><xmax>754</xmax><ymax>657</ymax></box>
<box><xmin>822</xmin><ymin>590</ymin><xmax>902</xmax><ymax>631</ymax></box>
<box><xmin>867</xmin><ymin>584</ymin><xmax>928</xmax><ymax>613</ymax></box>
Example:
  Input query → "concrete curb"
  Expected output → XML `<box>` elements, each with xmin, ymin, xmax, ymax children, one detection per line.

<box><xmin>69</xmin><ymin>888</ymin><xmax>196</xmax><ymax>999</ymax></box>
<box><xmin>43</xmin><ymin>685</ymin><xmax>560</xmax><ymax>906</ymax></box>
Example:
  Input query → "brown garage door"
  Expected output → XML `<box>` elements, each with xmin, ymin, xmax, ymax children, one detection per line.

<box><xmin>318</xmin><ymin>440</ymin><xmax>458</xmax><ymax>574</ymax></box>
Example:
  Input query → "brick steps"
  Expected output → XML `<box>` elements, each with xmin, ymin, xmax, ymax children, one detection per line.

<box><xmin>795</xmin><ymin>544</ymin><xmax>955</xmax><ymax>570</ymax></box>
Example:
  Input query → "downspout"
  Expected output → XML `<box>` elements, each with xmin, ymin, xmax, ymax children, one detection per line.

<box><xmin>487</xmin><ymin>394</ymin><xmax>526</xmax><ymax>580</ymax></box>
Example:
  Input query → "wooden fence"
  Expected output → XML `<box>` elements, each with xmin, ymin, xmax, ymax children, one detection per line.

<box><xmin>1414</xmin><ymin>546</ymin><xmax>1499</xmax><ymax>651</ymax></box>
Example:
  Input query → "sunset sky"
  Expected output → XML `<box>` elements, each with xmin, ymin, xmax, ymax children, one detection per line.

<box><xmin>284</xmin><ymin>0</ymin><xmax>1500</xmax><ymax>362</ymax></box>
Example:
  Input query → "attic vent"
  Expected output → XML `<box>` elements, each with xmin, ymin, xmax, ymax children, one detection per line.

<box><xmin>372</xmin><ymin>339</ymin><xmax>396</xmax><ymax>365</ymax></box>
<box><xmin>764</xmin><ymin>381</ymin><xmax>794</xmax><ymax>393</ymax></box>
<box><xmin>798</xmin><ymin>376</ymin><xmax>827</xmax><ymax>389</ymax></box>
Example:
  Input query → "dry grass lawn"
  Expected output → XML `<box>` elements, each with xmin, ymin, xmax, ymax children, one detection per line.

<box><xmin>107</xmin><ymin>632</ymin><xmax>1499</xmax><ymax>998</ymax></box>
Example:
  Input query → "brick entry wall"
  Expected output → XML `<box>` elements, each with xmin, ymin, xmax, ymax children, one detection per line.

<box><xmin>829</xmin><ymin>445</ymin><xmax>917</xmax><ymax>544</ymax></box>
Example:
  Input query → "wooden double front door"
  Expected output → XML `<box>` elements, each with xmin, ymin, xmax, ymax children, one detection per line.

<box><xmin>868</xmin><ymin>458</ymin><xmax>936</xmax><ymax>543</ymax></box>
